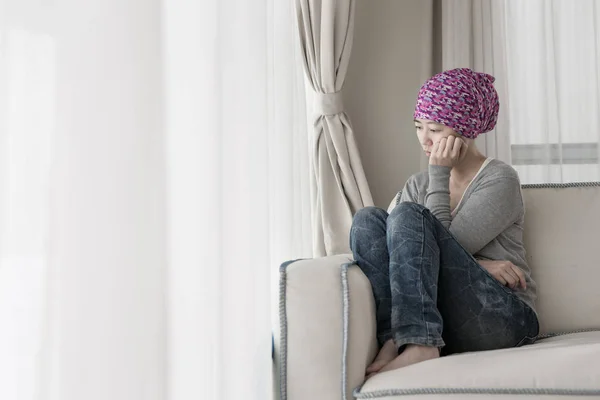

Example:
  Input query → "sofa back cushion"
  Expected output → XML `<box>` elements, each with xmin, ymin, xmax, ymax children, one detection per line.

<box><xmin>522</xmin><ymin>184</ymin><xmax>600</xmax><ymax>335</ymax></box>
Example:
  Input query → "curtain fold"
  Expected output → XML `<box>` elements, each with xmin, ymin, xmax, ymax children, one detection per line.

<box><xmin>295</xmin><ymin>0</ymin><xmax>374</xmax><ymax>257</ymax></box>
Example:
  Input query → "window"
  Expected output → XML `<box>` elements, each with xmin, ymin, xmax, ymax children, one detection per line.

<box><xmin>506</xmin><ymin>0</ymin><xmax>600</xmax><ymax>184</ymax></box>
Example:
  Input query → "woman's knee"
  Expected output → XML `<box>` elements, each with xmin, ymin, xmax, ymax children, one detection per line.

<box><xmin>388</xmin><ymin>201</ymin><xmax>426</xmax><ymax>221</ymax></box>
<box><xmin>352</xmin><ymin>206</ymin><xmax>387</xmax><ymax>228</ymax></box>
<box><xmin>350</xmin><ymin>207</ymin><xmax>387</xmax><ymax>253</ymax></box>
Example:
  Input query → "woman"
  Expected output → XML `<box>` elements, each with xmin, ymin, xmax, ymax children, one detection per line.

<box><xmin>350</xmin><ymin>68</ymin><xmax>539</xmax><ymax>377</ymax></box>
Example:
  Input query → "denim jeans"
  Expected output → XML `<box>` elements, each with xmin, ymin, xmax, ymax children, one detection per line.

<box><xmin>349</xmin><ymin>202</ymin><xmax>539</xmax><ymax>355</ymax></box>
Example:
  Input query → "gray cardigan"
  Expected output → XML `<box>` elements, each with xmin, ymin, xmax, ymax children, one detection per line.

<box><xmin>388</xmin><ymin>159</ymin><xmax>537</xmax><ymax>313</ymax></box>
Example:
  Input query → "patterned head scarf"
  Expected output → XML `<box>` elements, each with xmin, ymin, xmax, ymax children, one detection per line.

<box><xmin>413</xmin><ymin>68</ymin><xmax>499</xmax><ymax>139</ymax></box>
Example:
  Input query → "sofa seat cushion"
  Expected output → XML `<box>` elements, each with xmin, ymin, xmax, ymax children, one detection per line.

<box><xmin>356</xmin><ymin>331</ymin><xmax>600</xmax><ymax>399</ymax></box>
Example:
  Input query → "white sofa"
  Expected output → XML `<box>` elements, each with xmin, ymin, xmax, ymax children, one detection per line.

<box><xmin>274</xmin><ymin>183</ymin><xmax>600</xmax><ymax>399</ymax></box>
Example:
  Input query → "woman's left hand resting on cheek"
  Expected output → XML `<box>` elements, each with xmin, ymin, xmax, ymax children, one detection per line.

<box><xmin>429</xmin><ymin>135</ymin><xmax>469</xmax><ymax>167</ymax></box>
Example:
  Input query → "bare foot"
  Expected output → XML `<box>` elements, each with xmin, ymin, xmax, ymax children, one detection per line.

<box><xmin>365</xmin><ymin>339</ymin><xmax>397</xmax><ymax>377</ymax></box>
<box><xmin>378</xmin><ymin>344</ymin><xmax>439</xmax><ymax>373</ymax></box>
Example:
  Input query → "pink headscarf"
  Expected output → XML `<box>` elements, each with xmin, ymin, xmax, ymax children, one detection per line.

<box><xmin>413</xmin><ymin>68</ymin><xmax>499</xmax><ymax>139</ymax></box>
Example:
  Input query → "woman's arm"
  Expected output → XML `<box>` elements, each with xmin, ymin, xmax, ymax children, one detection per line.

<box><xmin>424</xmin><ymin>165</ymin><xmax>452</xmax><ymax>225</ymax></box>
<box><xmin>426</xmin><ymin>167</ymin><xmax>523</xmax><ymax>254</ymax></box>
<box><xmin>387</xmin><ymin>177</ymin><xmax>420</xmax><ymax>213</ymax></box>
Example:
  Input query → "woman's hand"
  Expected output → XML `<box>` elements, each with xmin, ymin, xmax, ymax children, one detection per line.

<box><xmin>429</xmin><ymin>136</ymin><xmax>468</xmax><ymax>167</ymax></box>
<box><xmin>477</xmin><ymin>259</ymin><xmax>527</xmax><ymax>290</ymax></box>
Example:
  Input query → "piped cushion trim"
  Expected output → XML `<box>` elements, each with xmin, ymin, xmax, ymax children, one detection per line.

<box><xmin>341</xmin><ymin>261</ymin><xmax>358</xmax><ymax>400</ymax></box>
<box><xmin>353</xmin><ymin>387</ymin><xmax>600</xmax><ymax>398</ymax></box>
<box><xmin>522</xmin><ymin>182</ymin><xmax>600</xmax><ymax>189</ymax></box>
<box><xmin>278</xmin><ymin>259</ymin><xmax>304</xmax><ymax>400</ymax></box>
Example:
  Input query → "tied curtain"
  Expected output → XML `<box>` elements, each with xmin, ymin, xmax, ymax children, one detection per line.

<box><xmin>295</xmin><ymin>0</ymin><xmax>374</xmax><ymax>256</ymax></box>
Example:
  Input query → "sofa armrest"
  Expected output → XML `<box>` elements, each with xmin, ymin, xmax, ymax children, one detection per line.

<box><xmin>274</xmin><ymin>254</ymin><xmax>378</xmax><ymax>400</ymax></box>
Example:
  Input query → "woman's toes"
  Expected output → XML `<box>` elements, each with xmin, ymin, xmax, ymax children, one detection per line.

<box><xmin>366</xmin><ymin>360</ymin><xmax>387</xmax><ymax>373</ymax></box>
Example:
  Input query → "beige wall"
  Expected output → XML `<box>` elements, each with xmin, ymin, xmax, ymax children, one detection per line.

<box><xmin>344</xmin><ymin>0</ymin><xmax>434</xmax><ymax>208</ymax></box>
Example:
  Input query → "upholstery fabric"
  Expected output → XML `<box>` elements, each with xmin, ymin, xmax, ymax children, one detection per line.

<box><xmin>522</xmin><ymin>185</ymin><xmax>600</xmax><ymax>334</ymax></box>
<box><xmin>276</xmin><ymin>185</ymin><xmax>600</xmax><ymax>399</ymax></box>
<box><xmin>357</xmin><ymin>331</ymin><xmax>600</xmax><ymax>399</ymax></box>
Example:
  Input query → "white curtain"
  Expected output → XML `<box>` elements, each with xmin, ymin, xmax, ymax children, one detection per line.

<box><xmin>295</xmin><ymin>0</ymin><xmax>374</xmax><ymax>257</ymax></box>
<box><xmin>441</xmin><ymin>0</ymin><xmax>600</xmax><ymax>184</ymax></box>
<box><xmin>505</xmin><ymin>0</ymin><xmax>600</xmax><ymax>184</ymax></box>
<box><xmin>0</xmin><ymin>0</ymin><xmax>311</xmax><ymax>400</ymax></box>
<box><xmin>440</xmin><ymin>0</ymin><xmax>512</xmax><ymax>163</ymax></box>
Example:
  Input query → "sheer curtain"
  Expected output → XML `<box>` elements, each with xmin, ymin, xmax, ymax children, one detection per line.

<box><xmin>0</xmin><ymin>0</ymin><xmax>310</xmax><ymax>400</ymax></box>
<box><xmin>505</xmin><ymin>0</ymin><xmax>600</xmax><ymax>184</ymax></box>
<box><xmin>165</xmin><ymin>0</ymin><xmax>312</xmax><ymax>399</ymax></box>
<box><xmin>441</xmin><ymin>0</ymin><xmax>600</xmax><ymax>183</ymax></box>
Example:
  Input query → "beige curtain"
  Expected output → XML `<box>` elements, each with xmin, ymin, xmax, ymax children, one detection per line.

<box><xmin>439</xmin><ymin>0</ymin><xmax>511</xmax><ymax>163</ymax></box>
<box><xmin>295</xmin><ymin>0</ymin><xmax>374</xmax><ymax>257</ymax></box>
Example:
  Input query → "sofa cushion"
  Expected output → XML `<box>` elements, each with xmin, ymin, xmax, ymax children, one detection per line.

<box><xmin>521</xmin><ymin>184</ymin><xmax>600</xmax><ymax>335</ymax></box>
<box><xmin>356</xmin><ymin>331</ymin><xmax>600</xmax><ymax>399</ymax></box>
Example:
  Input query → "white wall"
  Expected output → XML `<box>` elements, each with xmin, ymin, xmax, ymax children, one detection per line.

<box><xmin>344</xmin><ymin>0</ymin><xmax>434</xmax><ymax>208</ymax></box>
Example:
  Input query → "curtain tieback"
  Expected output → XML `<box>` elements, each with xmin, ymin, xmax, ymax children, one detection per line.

<box><xmin>315</xmin><ymin>91</ymin><xmax>344</xmax><ymax>116</ymax></box>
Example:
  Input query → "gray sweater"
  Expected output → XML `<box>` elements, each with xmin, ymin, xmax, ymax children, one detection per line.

<box><xmin>388</xmin><ymin>159</ymin><xmax>537</xmax><ymax>313</ymax></box>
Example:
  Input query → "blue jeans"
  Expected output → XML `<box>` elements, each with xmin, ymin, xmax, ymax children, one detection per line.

<box><xmin>349</xmin><ymin>202</ymin><xmax>539</xmax><ymax>355</ymax></box>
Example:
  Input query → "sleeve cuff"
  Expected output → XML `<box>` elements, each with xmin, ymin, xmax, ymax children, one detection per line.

<box><xmin>428</xmin><ymin>165</ymin><xmax>451</xmax><ymax>191</ymax></box>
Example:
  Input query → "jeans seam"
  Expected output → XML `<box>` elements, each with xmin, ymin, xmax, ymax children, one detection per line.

<box><xmin>514</xmin><ymin>334</ymin><xmax>537</xmax><ymax>348</ymax></box>
<box><xmin>418</xmin><ymin>211</ymin><xmax>431</xmax><ymax>343</ymax></box>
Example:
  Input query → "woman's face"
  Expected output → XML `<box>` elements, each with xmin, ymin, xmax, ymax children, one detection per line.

<box><xmin>414</xmin><ymin>119</ymin><xmax>461</xmax><ymax>157</ymax></box>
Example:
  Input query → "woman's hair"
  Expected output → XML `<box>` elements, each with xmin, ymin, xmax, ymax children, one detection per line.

<box><xmin>413</xmin><ymin>68</ymin><xmax>499</xmax><ymax>139</ymax></box>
